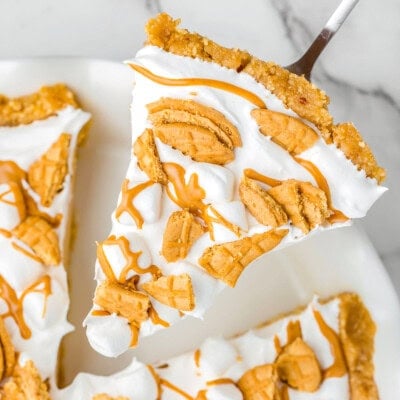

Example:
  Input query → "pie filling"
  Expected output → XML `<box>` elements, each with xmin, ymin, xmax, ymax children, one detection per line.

<box><xmin>84</xmin><ymin>13</ymin><xmax>386</xmax><ymax>356</ymax></box>
<box><xmin>0</xmin><ymin>13</ymin><xmax>383</xmax><ymax>400</ymax></box>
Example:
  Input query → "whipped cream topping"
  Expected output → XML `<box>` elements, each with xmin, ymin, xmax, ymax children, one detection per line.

<box><xmin>85</xmin><ymin>45</ymin><xmax>386</xmax><ymax>357</ymax></box>
<box><xmin>66</xmin><ymin>296</ymin><xmax>349</xmax><ymax>399</ymax></box>
<box><xmin>0</xmin><ymin>106</ymin><xmax>91</xmax><ymax>385</ymax></box>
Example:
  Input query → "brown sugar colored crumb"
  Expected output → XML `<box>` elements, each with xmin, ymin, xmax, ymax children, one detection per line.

<box><xmin>1</xmin><ymin>361</ymin><xmax>51</xmax><ymax>400</ymax></box>
<box><xmin>0</xmin><ymin>84</ymin><xmax>79</xmax><ymax>127</ymax></box>
<box><xmin>145</xmin><ymin>13</ymin><xmax>385</xmax><ymax>183</ymax></box>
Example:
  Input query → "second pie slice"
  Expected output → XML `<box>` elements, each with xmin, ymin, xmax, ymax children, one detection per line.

<box><xmin>84</xmin><ymin>13</ymin><xmax>386</xmax><ymax>356</ymax></box>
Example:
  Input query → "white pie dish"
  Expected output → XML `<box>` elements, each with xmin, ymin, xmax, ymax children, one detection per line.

<box><xmin>0</xmin><ymin>58</ymin><xmax>399</xmax><ymax>399</ymax></box>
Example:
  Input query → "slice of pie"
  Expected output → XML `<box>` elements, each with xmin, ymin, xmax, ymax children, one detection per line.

<box><xmin>84</xmin><ymin>13</ymin><xmax>386</xmax><ymax>355</ymax></box>
<box><xmin>69</xmin><ymin>292</ymin><xmax>378</xmax><ymax>399</ymax></box>
<box><xmin>0</xmin><ymin>85</ymin><xmax>91</xmax><ymax>393</ymax></box>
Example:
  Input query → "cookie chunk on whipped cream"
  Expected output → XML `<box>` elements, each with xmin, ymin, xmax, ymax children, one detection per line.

<box><xmin>84</xmin><ymin>13</ymin><xmax>386</xmax><ymax>356</ymax></box>
<box><xmin>67</xmin><ymin>293</ymin><xmax>378</xmax><ymax>399</ymax></box>
<box><xmin>0</xmin><ymin>84</ymin><xmax>91</xmax><ymax>393</ymax></box>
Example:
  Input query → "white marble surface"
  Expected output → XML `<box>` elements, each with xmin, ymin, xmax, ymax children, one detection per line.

<box><xmin>0</xmin><ymin>0</ymin><xmax>398</xmax><ymax>291</ymax></box>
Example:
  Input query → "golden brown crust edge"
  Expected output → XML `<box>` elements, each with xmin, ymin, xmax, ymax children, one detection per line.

<box><xmin>339</xmin><ymin>293</ymin><xmax>379</xmax><ymax>400</ymax></box>
<box><xmin>0</xmin><ymin>84</ymin><xmax>80</xmax><ymax>128</ymax></box>
<box><xmin>1</xmin><ymin>360</ymin><xmax>51</xmax><ymax>400</ymax></box>
<box><xmin>145</xmin><ymin>13</ymin><xmax>385</xmax><ymax>183</ymax></box>
<box><xmin>246</xmin><ymin>292</ymin><xmax>379</xmax><ymax>399</ymax></box>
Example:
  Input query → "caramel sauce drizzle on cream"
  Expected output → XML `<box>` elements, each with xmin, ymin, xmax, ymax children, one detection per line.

<box><xmin>159</xmin><ymin>378</ymin><xmax>193</xmax><ymax>400</ymax></box>
<box><xmin>0</xmin><ymin>183</ymin><xmax>26</xmax><ymax>221</ymax></box>
<box><xmin>273</xmin><ymin>319</ymin><xmax>302</xmax><ymax>353</ymax></box>
<box><xmin>95</xmin><ymin>235</ymin><xmax>168</xmax><ymax>339</ymax></box>
<box><xmin>244</xmin><ymin>168</ymin><xmax>282</xmax><ymax>187</ymax></box>
<box><xmin>195</xmin><ymin>378</ymin><xmax>239</xmax><ymax>400</ymax></box>
<box><xmin>0</xmin><ymin>229</ymin><xmax>12</xmax><ymax>238</ymax></box>
<box><xmin>97</xmin><ymin>235</ymin><xmax>162</xmax><ymax>281</ymax></box>
<box><xmin>274</xmin><ymin>311</ymin><xmax>347</xmax><ymax>389</ymax></box>
<box><xmin>280</xmin><ymin>385</ymin><xmax>290</xmax><ymax>400</ymax></box>
<box><xmin>23</xmin><ymin>190</ymin><xmax>62</xmax><ymax>227</ymax></box>
<box><xmin>245</xmin><ymin>162</ymin><xmax>349</xmax><ymax>225</ymax></box>
<box><xmin>207</xmin><ymin>378</ymin><xmax>236</xmax><ymax>386</ymax></box>
<box><xmin>90</xmin><ymin>309</ymin><xmax>142</xmax><ymax>347</ymax></box>
<box><xmin>286</xmin><ymin>319</ymin><xmax>302</xmax><ymax>344</ymax></box>
<box><xmin>130</xmin><ymin>324</ymin><xmax>140</xmax><ymax>347</ymax></box>
<box><xmin>149</xmin><ymin>305</ymin><xmax>170</xmax><ymax>328</ymax></box>
<box><xmin>115</xmin><ymin>179</ymin><xmax>154</xmax><ymax>229</ymax></box>
<box><xmin>129</xmin><ymin>64</ymin><xmax>266</xmax><ymax>108</ymax></box>
<box><xmin>91</xmin><ymin>309</ymin><xmax>111</xmax><ymax>317</ymax></box>
<box><xmin>313</xmin><ymin>309</ymin><xmax>347</xmax><ymax>379</ymax></box>
<box><xmin>274</xmin><ymin>335</ymin><xmax>282</xmax><ymax>354</ymax></box>
<box><xmin>196</xmin><ymin>390</ymin><xmax>207</xmax><ymax>400</ymax></box>
<box><xmin>128</xmin><ymin>66</ymin><xmax>349</xmax><ymax>226</ymax></box>
<box><xmin>0</xmin><ymin>274</ymin><xmax>51</xmax><ymax>339</ymax></box>
<box><xmin>148</xmin><ymin>360</ymin><xmax>238</xmax><ymax>400</ymax></box>
<box><xmin>147</xmin><ymin>365</ymin><xmax>162</xmax><ymax>400</ymax></box>
<box><xmin>11</xmin><ymin>242</ymin><xmax>43</xmax><ymax>264</ymax></box>
<box><xmin>0</xmin><ymin>161</ymin><xmax>27</xmax><ymax>221</ymax></box>
<box><xmin>294</xmin><ymin>157</ymin><xmax>349</xmax><ymax>224</ymax></box>
<box><xmin>0</xmin><ymin>160</ymin><xmax>62</xmax><ymax>228</ymax></box>
<box><xmin>163</xmin><ymin>162</ymin><xmax>241</xmax><ymax>240</ymax></box>
<box><xmin>194</xmin><ymin>348</ymin><xmax>201</xmax><ymax>368</ymax></box>
<box><xmin>144</xmin><ymin>311</ymin><xmax>344</xmax><ymax>399</ymax></box>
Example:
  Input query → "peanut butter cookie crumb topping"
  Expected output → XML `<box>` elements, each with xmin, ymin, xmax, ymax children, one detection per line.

<box><xmin>28</xmin><ymin>133</ymin><xmax>71</xmax><ymax>207</ymax></box>
<box><xmin>1</xmin><ymin>361</ymin><xmax>50</xmax><ymax>400</ymax></box>
<box><xmin>143</xmin><ymin>273</ymin><xmax>195</xmax><ymax>311</ymax></box>
<box><xmin>0</xmin><ymin>84</ymin><xmax>78</xmax><ymax>127</ymax></box>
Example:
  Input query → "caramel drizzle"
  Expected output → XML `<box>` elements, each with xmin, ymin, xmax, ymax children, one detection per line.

<box><xmin>273</xmin><ymin>319</ymin><xmax>302</xmax><ymax>354</ymax></box>
<box><xmin>23</xmin><ymin>189</ymin><xmax>62</xmax><ymax>227</ymax></box>
<box><xmin>273</xmin><ymin>312</ymin><xmax>347</xmax><ymax>394</ymax></box>
<box><xmin>90</xmin><ymin>308</ymin><xmax>143</xmax><ymax>347</ymax></box>
<box><xmin>245</xmin><ymin>162</ymin><xmax>349</xmax><ymax>225</ymax></box>
<box><xmin>163</xmin><ymin>162</ymin><xmax>241</xmax><ymax>240</ymax></box>
<box><xmin>95</xmin><ymin>235</ymin><xmax>168</xmax><ymax>341</ymax></box>
<box><xmin>90</xmin><ymin>308</ymin><xmax>141</xmax><ymax>346</ymax></box>
<box><xmin>294</xmin><ymin>157</ymin><xmax>349</xmax><ymax>223</ymax></box>
<box><xmin>0</xmin><ymin>161</ymin><xmax>27</xmax><ymax>221</ymax></box>
<box><xmin>0</xmin><ymin>182</ymin><xmax>26</xmax><ymax>221</ymax></box>
<box><xmin>244</xmin><ymin>168</ymin><xmax>282</xmax><ymax>187</ymax></box>
<box><xmin>280</xmin><ymin>385</ymin><xmax>290</xmax><ymax>400</ymax></box>
<box><xmin>196</xmin><ymin>390</ymin><xmax>207</xmax><ymax>400</ymax></box>
<box><xmin>11</xmin><ymin>242</ymin><xmax>43</xmax><ymax>264</ymax></box>
<box><xmin>0</xmin><ymin>274</ymin><xmax>51</xmax><ymax>339</ymax></box>
<box><xmin>91</xmin><ymin>309</ymin><xmax>111</xmax><ymax>317</ymax></box>
<box><xmin>274</xmin><ymin>335</ymin><xmax>282</xmax><ymax>354</ymax></box>
<box><xmin>97</xmin><ymin>235</ymin><xmax>162</xmax><ymax>281</ymax></box>
<box><xmin>207</xmin><ymin>378</ymin><xmax>236</xmax><ymax>386</ymax></box>
<box><xmin>0</xmin><ymin>229</ymin><xmax>12</xmax><ymax>238</ymax></box>
<box><xmin>313</xmin><ymin>309</ymin><xmax>347</xmax><ymax>379</ymax></box>
<box><xmin>149</xmin><ymin>305</ymin><xmax>170</xmax><ymax>327</ymax></box>
<box><xmin>115</xmin><ymin>179</ymin><xmax>154</xmax><ymax>229</ymax></box>
<box><xmin>0</xmin><ymin>161</ymin><xmax>26</xmax><ymax>185</ymax></box>
<box><xmin>147</xmin><ymin>365</ymin><xmax>162</xmax><ymax>400</ymax></box>
<box><xmin>160</xmin><ymin>378</ymin><xmax>193</xmax><ymax>399</ymax></box>
<box><xmin>194</xmin><ymin>348</ymin><xmax>201</xmax><ymax>368</ymax></box>
<box><xmin>205</xmin><ymin>206</ymin><xmax>241</xmax><ymax>238</ymax></box>
<box><xmin>195</xmin><ymin>378</ymin><xmax>238</xmax><ymax>399</ymax></box>
<box><xmin>286</xmin><ymin>319</ymin><xmax>302</xmax><ymax>344</ymax></box>
<box><xmin>0</xmin><ymin>160</ymin><xmax>61</xmax><ymax>231</ymax></box>
<box><xmin>129</xmin><ymin>64</ymin><xmax>266</xmax><ymax>108</ymax></box>
<box><xmin>130</xmin><ymin>324</ymin><xmax>139</xmax><ymax>347</ymax></box>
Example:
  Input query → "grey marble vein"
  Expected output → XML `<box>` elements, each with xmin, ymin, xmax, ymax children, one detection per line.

<box><xmin>145</xmin><ymin>0</ymin><xmax>162</xmax><ymax>14</ymax></box>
